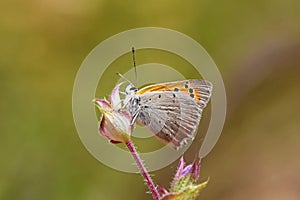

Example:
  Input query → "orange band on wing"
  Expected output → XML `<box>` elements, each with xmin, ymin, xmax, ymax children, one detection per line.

<box><xmin>136</xmin><ymin>84</ymin><xmax>173</xmax><ymax>94</ymax></box>
<box><xmin>135</xmin><ymin>80</ymin><xmax>212</xmax><ymax>104</ymax></box>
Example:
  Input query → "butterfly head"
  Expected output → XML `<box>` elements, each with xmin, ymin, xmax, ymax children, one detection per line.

<box><xmin>125</xmin><ymin>84</ymin><xmax>138</xmax><ymax>96</ymax></box>
<box><xmin>123</xmin><ymin>84</ymin><xmax>138</xmax><ymax>107</ymax></box>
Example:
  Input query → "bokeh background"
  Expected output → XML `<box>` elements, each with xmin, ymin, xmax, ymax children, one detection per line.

<box><xmin>1</xmin><ymin>0</ymin><xmax>300</xmax><ymax>200</ymax></box>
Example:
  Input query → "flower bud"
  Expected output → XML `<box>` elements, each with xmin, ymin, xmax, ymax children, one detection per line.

<box><xmin>94</xmin><ymin>84</ymin><xmax>132</xmax><ymax>144</ymax></box>
<box><xmin>160</xmin><ymin>157</ymin><xmax>208</xmax><ymax>200</ymax></box>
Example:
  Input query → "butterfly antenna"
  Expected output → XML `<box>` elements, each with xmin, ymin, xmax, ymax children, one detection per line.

<box><xmin>116</xmin><ymin>72</ymin><xmax>134</xmax><ymax>86</ymax></box>
<box><xmin>132</xmin><ymin>47</ymin><xmax>138</xmax><ymax>85</ymax></box>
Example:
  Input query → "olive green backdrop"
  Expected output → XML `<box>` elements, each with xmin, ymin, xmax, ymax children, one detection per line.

<box><xmin>1</xmin><ymin>0</ymin><xmax>299</xmax><ymax>200</ymax></box>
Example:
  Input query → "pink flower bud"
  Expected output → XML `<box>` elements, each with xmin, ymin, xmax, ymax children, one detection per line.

<box><xmin>94</xmin><ymin>84</ymin><xmax>133</xmax><ymax>144</ymax></box>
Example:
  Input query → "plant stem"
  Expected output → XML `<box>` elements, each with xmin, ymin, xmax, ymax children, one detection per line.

<box><xmin>126</xmin><ymin>140</ymin><xmax>160</xmax><ymax>200</ymax></box>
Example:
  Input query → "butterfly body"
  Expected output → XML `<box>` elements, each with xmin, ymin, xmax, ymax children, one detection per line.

<box><xmin>126</xmin><ymin>80</ymin><xmax>212</xmax><ymax>148</ymax></box>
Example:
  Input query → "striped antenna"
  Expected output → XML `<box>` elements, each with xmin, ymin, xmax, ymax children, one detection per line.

<box><xmin>132</xmin><ymin>47</ymin><xmax>138</xmax><ymax>85</ymax></box>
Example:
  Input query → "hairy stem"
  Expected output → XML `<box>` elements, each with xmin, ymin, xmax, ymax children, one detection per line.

<box><xmin>126</xmin><ymin>141</ymin><xmax>160</xmax><ymax>200</ymax></box>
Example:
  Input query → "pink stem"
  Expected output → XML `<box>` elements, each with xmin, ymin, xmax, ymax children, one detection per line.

<box><xmin>126</xmin><ymin>141</ymin><xmax>160</xmax><ymax>200</ymax></box>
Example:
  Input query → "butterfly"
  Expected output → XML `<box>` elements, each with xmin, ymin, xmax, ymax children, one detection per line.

<box><xmin>123</xmin><ymin>79</ymin><xmax>213</xmax><ymax>148</ymax></box>
<box><xmin>115</xmin><ymin>47</ymin><xmax>213</xmax><ymax>148</ymax></box>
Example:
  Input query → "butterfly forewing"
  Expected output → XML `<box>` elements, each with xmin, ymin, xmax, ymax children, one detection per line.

<box><xmin>136</xmin><ymin>80</ymin><xmax>212</xmax><ymax>105</ymax></box>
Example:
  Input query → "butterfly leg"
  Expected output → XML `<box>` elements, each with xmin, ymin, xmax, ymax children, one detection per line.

<box><xmin>114</xmin><ymin>87</ymin><xmax>130</xmax><ymax>109</ymax></box>
<box><xmin>130</xmin><ymin>108</ymin><xmax>141</xmax><ymax>126</ymax></box>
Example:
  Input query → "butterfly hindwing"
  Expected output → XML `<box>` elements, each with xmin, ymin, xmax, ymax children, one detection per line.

<box><xmin>128</xmin><ymin>79</ymin><xmax>212</xmax><ymax>148</ymax></box>
<box><xmin>131</xmin><ymin>91</ymin><xmax>203</xmax><ymax>147</ymax></box>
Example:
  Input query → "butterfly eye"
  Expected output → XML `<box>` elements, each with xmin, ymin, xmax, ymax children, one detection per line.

<box><xmin>125</xmin><ymin>85</ymin><xmax>137</xmax><ymax>94</ymax></box>
<box><xmin>130</xmin><ymin>87</ymin><xmax>137</xmax><ymax>92</ymax></box>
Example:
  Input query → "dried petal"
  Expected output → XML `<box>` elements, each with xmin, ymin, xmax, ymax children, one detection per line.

<box><xmin>109</xmin><ymin>83</ymin><xmax>122</xmax><ymax>109</ymax></box>
<box><xmin>175</xmin><ymin>157</ymin><xmax>185</xmax><ymax>179</ymax></box>
<box><xmin>191</xmin><ymin>160</ymin><xmax>201</xmax><ymax>181</ymax></box>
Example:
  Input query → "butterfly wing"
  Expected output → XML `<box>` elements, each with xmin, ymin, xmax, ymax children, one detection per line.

<box><xmin>130</xmin><ymin>90</ymin><xmax>209</xmax><ymax>148</ymax></box>
<box><xmin>136</xmin><ymin>80</ymin><xmax>212</xmax><ymax>108</ymax></box>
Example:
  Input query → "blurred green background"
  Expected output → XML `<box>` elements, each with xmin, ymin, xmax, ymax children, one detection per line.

<box><xmin>1</xmin><ymin>0</ymin><xmax>300</xmax><ymax>199</ymax></box>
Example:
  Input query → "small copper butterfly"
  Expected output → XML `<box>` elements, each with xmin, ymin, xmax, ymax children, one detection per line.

<box><xmin>120</xmin><ymin>48</ymin><xmax>212</xmax><ymax>148</ymax></box>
